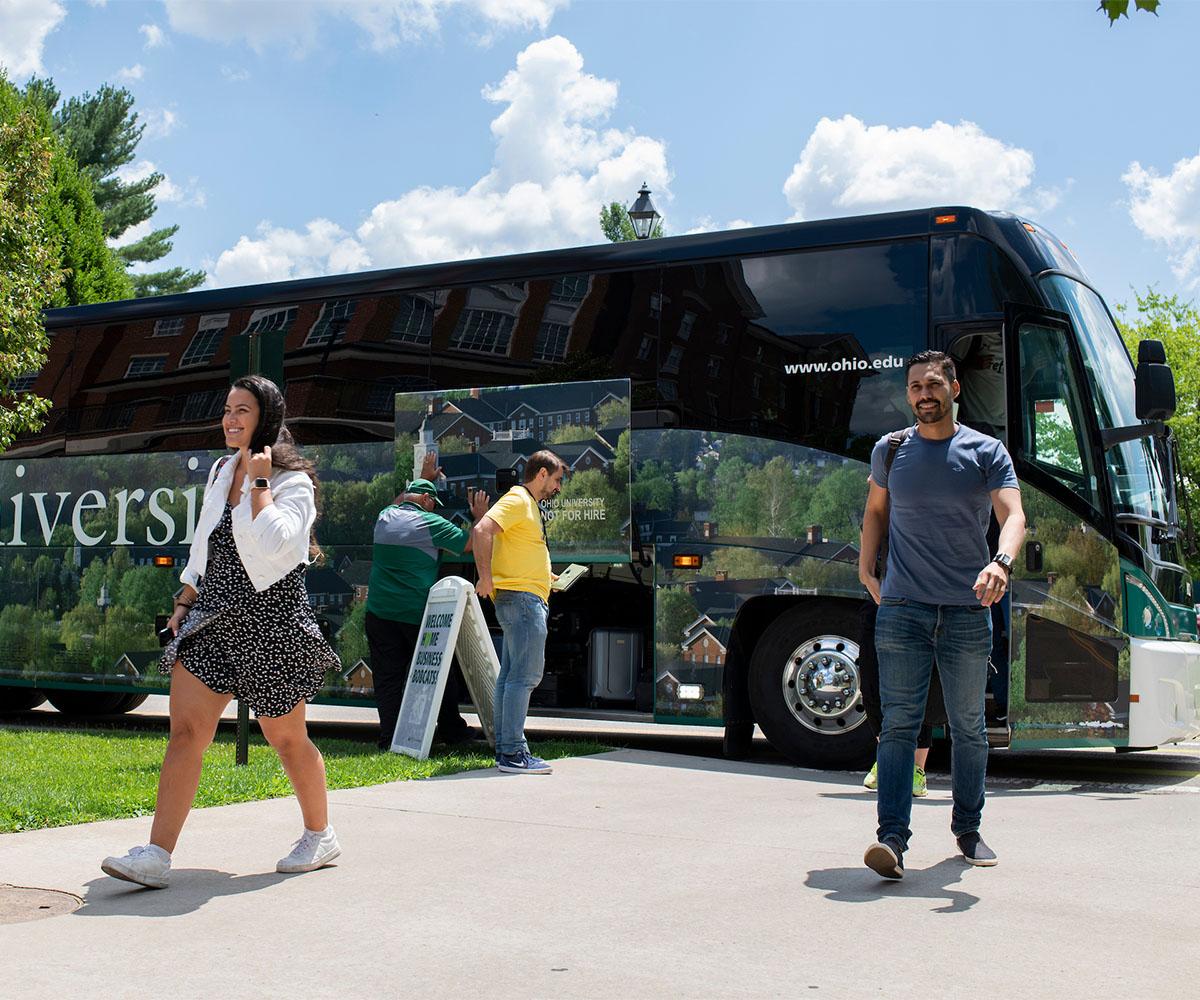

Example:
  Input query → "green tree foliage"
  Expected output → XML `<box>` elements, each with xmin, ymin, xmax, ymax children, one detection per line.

<box><xmin>600</xmin><ymin>202</ymin><xmax>664</xmax><ymax>243</ymax></box>
<box><xmin>23</xmin><ymin>78</ymin><xmax>205</xmax><ymax>296</ymax></box>
<box><xmin>1099</xmin><ymin>1</ymin><xmax>1160</xmax><ymax>25</ymax></box>
<box><xmin>337</xmin><ymin>599</ymin><xmax>369</xmax><ymax>667</ymax></box>
<box><xmin>613</xmin><ymin>430</ymin><xmax>631</xmax><ymax>486</ymax></box>
<box><xmin>435</xmin><ymin>434</ymin><xmax>474</xmax><ymax>455</ymax></box>
<box><xmin>0</xmin><ymin>103</ymin><xmax>59</xmax><ymax>448</ymax></box>
<box><xmin>0</xmin><ymin>75</ymin><xmax>132</xmax><ymax>308</ymax></box>
<box><xmin>1116</xmin><ymin>290</ymin><xmax>1200</xmax><ymax>572</ymax></box>
<box><xmin>546</xmin><ymin>469</ymin><xmax>624</xmax><ymax>546</ymax></box>
<box><xmin>655</xmin><ymin>586</ymin><xmax>700</xmax><ymax>646</ymax></box>
<box><xmin>0</xmin><ymin>603</ymin><xmax>56</xmax><ymax>671</ymax></box>
<box><xmin>545</xmin><ymin>425</ymin><xmax>594</xmax><ymax>445</ymax></box>
<box><xmin>595</xmin><ymin>397</ymin><xmax>629</xmax><ymax>427</ymax></box>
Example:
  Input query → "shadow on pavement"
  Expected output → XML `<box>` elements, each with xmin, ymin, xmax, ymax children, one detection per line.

<box><xmin>805</xmin><ymin>857</ymin><xmax>979</xmax><ymax>913</ymax></box>
<box><xmin>74</xmin><ymin>868</ymin><xmax>300</xmax><ymax>918</ymax></box>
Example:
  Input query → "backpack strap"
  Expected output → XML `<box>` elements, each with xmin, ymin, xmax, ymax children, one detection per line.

<box><xmin>874</xmin><ymin>427</ymin><xmax>914</xmax><ymax>582</ymax></box>
<box><xmin>882</xmin><ymin>426</ymin><xmax>914</xmax><ymax>478</ymax></box>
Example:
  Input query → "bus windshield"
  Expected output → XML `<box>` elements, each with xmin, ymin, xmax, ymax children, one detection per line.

<box><xmin>1039</xmin><ymin>274</ymin><xmax>1168</xmax><ymax>521</ymax></box>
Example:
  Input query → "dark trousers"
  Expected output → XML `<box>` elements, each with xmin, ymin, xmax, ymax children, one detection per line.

<box><xmin>858</xmin><ymin>601</ymin><xmax>942</xmax><ymax>749</ymax></box>
<box><xmin>365</xmin><ymin>610</ymin><xmax>469</xmax><ymax>750</ymax></box>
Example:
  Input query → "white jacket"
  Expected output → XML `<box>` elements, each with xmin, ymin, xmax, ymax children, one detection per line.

<box><xmin>180</xmin><ymin>455</ymin><xmax>316</xmax><ymax>593</ymax></box>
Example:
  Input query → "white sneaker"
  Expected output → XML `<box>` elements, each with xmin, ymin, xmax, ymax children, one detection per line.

<box><xmin>276</xmin><ymin>826</ymin><xmax>341</xmax><ymax>874</ymax></box>
<box><xmin>101</xmin><ymin>844</ymin><xmax>171</xmax><ymax>889</ymax></box>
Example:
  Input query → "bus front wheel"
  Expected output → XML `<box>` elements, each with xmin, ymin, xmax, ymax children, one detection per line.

<box><xmin>748</xmin><ymin>603</ymin><xmax>875</xmax><ymax>770</ymax></box>
<box><xmin>0</xmin><ymin>687</ymin><xmax>47</xmax><ymax>712</ymax></box>
<box><xmin>46</xmin><ymin>690</ymin><xmax>149</xmax><ymax>716</ymax></box>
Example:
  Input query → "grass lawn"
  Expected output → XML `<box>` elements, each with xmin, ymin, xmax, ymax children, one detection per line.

<box><xmin>0</xmin><ymin>725</ymin><xmax>606</xmax><ymax>834</ymax></box>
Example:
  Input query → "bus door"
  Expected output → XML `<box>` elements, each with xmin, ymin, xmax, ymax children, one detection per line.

<box><xmin>942</xmin><ymin>326</ymin><xmax>1011</xmax><ymax>735</ymax></box>
<box><xmin>1003</xmin><ymin>307</ymin><xmax>1130</xmax><ymax>748</ymax></box>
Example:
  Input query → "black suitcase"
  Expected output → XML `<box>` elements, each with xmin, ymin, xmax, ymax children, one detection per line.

<box><xmin>588</xmin><ymin>628</ymin><xmax>641</xmax><ymax>703</ymax></box>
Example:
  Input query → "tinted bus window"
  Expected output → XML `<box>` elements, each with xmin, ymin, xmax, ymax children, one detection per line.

<box><xmin>280</xmin><ymin>293</ymin><xmax>433</xmax><ymax>446</ymax></box>
<box><xmin>65</xmin><ymin>310</ymin><xmax>236</xmax><ymax>455</ymax></box>
<box><xmin>663</xmin><ymin>242</ymin><xmax>927</xmax><ymax>458</ymax></box>
<box><xmin>931</xmin><ymin>233</ymin><xmax>1033</xmax><ymax>321</ymax></box>
<box><xmin>425</xmin><ymin>270</ymin><xmax>661</xmax><ymax>406</ymax></box>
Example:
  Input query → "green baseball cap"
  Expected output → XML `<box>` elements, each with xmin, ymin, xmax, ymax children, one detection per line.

<box><xmin>407</xmin><ymin>478</ymin><xmax>444</xmax><ymax>506</ymax></box>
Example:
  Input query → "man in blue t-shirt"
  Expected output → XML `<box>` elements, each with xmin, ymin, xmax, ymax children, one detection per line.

<box><xmin>858</xmin><ymin>349</ymin><xmax>1025</xmax><ymax>879</ymax></box>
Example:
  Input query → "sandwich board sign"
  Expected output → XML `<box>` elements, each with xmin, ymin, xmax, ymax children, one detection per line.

<box><xmin>390</xmin><ymin>576</ymin><xmax>501</xmax><ymax>760</ymax></box>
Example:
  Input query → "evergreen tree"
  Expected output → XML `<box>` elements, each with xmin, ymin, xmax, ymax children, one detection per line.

<box><xmin>23</xmin><ymin>77</ymin><xmax>204</xmax><ymax>297</ymax></box>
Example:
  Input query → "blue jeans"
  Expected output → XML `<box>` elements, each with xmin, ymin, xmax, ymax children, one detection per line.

<box><xmin>493</xmin><ymin>589</ymin><xmax>548</xmax><ymax>757</ymax></box>
<box><xmin>875</xmin><ymin>598</ymin><xmax>993</xmax><ymax>849</ymax></box>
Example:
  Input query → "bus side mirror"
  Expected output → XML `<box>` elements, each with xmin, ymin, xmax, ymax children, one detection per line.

<box><xmin>1135</xmin><ymin>340</ymin><xmax>1176</xmax><ymax>421</ymax></box>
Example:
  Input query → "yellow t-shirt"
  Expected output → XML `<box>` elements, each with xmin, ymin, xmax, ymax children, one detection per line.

<box><xmin>487</xmin><ymin>486</ymin><xmax>551</xmax><ymax>601</ymax></box>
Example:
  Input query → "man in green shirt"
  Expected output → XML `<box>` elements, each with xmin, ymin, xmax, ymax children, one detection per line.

<box><xmin>366</xmin><ymin>476</ymin><xmax>489</xmax><ymax>749</ymax></box>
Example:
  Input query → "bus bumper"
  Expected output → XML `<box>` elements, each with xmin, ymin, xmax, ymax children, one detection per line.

<box><xmin>1128</xmin><ymin>638</ymin><xmax>1200</xmax><ymax>747</ymax></box>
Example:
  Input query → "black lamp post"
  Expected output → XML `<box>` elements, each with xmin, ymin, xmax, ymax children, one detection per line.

<box><xmin>628</xmin><ymin>183</ymin><xmax>661</xmax><ymax>240</ymax></box>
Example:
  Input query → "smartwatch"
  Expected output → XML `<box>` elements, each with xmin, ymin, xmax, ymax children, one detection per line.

<box><xmin>251</xmin><ymin>477</ymin><xmax>271</xmax><ymax>491</ymax></box>
<box><xmin>991</xmin><ymin>552</ymin><xmax>1013</xmax><ymax>577</ymax></box>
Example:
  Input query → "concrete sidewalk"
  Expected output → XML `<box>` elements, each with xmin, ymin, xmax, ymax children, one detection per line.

<box><xmin>3</xmin><ymin>749</ymin><xmax>1197</xmax><ymax>999</ymax></box>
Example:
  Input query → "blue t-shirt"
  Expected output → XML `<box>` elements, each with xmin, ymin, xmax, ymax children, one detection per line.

<box><xmin>871</xmin><ymin>424</ymin><xmax>1017</xmax><ymax>606</ymax></box>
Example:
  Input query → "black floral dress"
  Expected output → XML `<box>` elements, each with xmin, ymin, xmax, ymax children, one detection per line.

<box><xmin>159</xmin><ymin>503</ymin><xmax>339</xmax><ymax>717</ymax></box>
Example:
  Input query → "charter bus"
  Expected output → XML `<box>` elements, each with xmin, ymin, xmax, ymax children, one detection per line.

<box><xmin>2</xmin><ymin>206</ymin><xmax>1197</xmax><ymax>768</ymax></box>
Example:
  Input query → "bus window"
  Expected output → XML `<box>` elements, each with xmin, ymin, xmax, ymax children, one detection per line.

<box><xmin>1016</xmin><ymin>322</ymin><xmax>1101</xmax><ymax>511</ymax></box>
<box><xmin>931</xmin><ymin>233</ymin><xmax>1033</xmax><ymax>320</ymax></box>
<box><xmin>66</xmin><ymin>311</ymin><xmax>235</xmax><ymax>455</ymax></box>
<box><xmin>279</xmin><ymin>292</ymin><xmax>435</xmax><ymax>445</ymax></box>
<box><xmin>425</xmin><ymin>270</ymin><xmax>661</xmax><ymax>406</ymax></box>
<box><xmin>665</xmin><ymin>241</ymin><xmax>926</xmax><ymax>457</ymax></box>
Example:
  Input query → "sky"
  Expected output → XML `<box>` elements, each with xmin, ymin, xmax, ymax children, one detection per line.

<box><xmin>2</xmin><ymin>0</ymin><xmax>1199</xmax><ymax>312</ymax></box>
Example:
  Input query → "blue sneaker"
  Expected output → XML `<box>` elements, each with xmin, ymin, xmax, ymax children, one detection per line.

<box><xmin>497</xmin><ymin>751</ymin><xmax>553</xmax><ymax>775</ymax></box>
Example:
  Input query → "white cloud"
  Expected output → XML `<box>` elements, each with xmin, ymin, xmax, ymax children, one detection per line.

<box><xmin>783</xmin><ymin>115</ymin><xmax>1060</xmax><ymax>222</ymax></box>
<box><xmin>140</xmin><ymin>23</ymin><xmax>166</xmax><ymax>48</ymax></box>
<box><xmin>220</xmin><ymin>64</ymin><xmax>250</xmax><ymax>82</ymax></box>
<box><xmin>116</xmin><ymin>63</ymin><xmax>145</xmax><ymax>81</ymax></box>
<box><xmin>682</xmin><ymin>217</ymin><xmax>755</xmax><ymax>236</ymax></box>
<box><xmin>142</xmin><ymin>107</ymin><xmax>179</xmax><ymax>138</ymax></box>
<box><xmin>0</xmin><ymin>0</ymin><xmax>66</xmax><ymax>77</ymax></box>
<box><xmin>208</xmin><ymin>220</ymin><xmax>371</xmax><ymax>285</ymax></box>
<box><xmin>208</xmin><ymin>36</ymin><xmax>668</xmax><ymax>287</ymax></box>
<box><xmin>113</xmin><ymin>159</ymin><xmax>205</xmax><ymax>217</ymax></box>
<box><xmin>162</xmin><ymin>0</ymin><xmax>567</xmax><ymax>54</ymax></box>
<box><xmin>1124</xmin><ymin>152</ymin><xmax>1200</xmax><ymax>288</ymax></box>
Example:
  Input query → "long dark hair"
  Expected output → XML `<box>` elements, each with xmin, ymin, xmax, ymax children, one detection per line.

<box><xmin>231</xmin><ymin>375</ymin><xmax>322</xmax><ymax>562</ymax></box>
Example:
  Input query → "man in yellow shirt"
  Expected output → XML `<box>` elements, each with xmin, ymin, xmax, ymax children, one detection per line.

<box><xmin>473</xmin><ymin>450</ymin><xmax>564</xmax><ymax>774</ymax></box>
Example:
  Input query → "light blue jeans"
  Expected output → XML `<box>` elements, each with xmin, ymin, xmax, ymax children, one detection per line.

<box><xmin>875</xmin><ymin>597</ymin><xmax>993</xmax><ymax>849</ymax></box>
<box><xmin>493</xmin><ymin>589</ymin><xmax>548</xmax><ymax>757</ymax></box>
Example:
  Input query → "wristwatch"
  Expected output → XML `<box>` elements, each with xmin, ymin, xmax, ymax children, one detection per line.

<box><xmin>251</xmin><ymin>477</ymin><xmax>271</xmax><ymax>491</ymax></box>
<box><xmin>991</xmin><ymin>552</ymin><xmax>1013</xmax><ymax>577</ymax></box>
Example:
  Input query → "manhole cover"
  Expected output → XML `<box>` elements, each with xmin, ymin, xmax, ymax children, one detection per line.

<box><xmin>0</xmin><ymin>884</ymin><xmax>81</xmax><ymax>924</ymax></box>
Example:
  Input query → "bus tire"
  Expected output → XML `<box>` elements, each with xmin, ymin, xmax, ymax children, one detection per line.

<box><xmin>748</xmin><ymin>603</ymin><xmax>875</xmax><ymax>770</ymax></box>
<box><xmin>46</xmin><ymin>690</ymin><xmax>146</xmax><ymax>716</ymax></box>
<box><xmin>0</xmin><ymin>688</ymin><xmax>47</xmax><ymax>712</ymax></box>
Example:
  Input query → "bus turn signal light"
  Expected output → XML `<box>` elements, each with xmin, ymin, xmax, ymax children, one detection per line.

<box><xmin>153</xmin><ymin>555</ymin><xmax>174</xmax><ymax>567</ymax></box>
<box><xmin>673</xmin><ymin>554</ymin><xmax>702</xmax><ymax>569</ymax></box>
<box><xmin>934</xmin><ymin>214</ymin><xmax>957</xmax><ymax>225</ymax></box>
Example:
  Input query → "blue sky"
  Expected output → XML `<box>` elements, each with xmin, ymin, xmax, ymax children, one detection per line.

<box><xmin>3</xmin><ymin>0</ymin><xmax>1199</xmax><ymax>310</ymax></box>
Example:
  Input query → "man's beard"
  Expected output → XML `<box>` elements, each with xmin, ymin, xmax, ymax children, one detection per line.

<box><xmin>913</xmin><ymin>398</ymin><xmax>950</xmax><ymax>424</ymax></box>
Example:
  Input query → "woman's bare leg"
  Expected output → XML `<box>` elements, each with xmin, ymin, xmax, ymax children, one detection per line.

<box><xmin>257</xmin><ymin>701</ymin><xmax>329</xmax><ymax>831</ymax></box>
<box><xmin>915</xmin><ymin>746</ymin><xmax>930</xmax><ymax>770</ymax></box>
<box><xmin>149</xmin><ymin>665</ymin><xmax>232</xmax><ymax>853</ymax></box>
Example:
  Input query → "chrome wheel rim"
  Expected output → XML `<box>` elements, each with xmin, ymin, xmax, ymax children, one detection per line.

<box><xmin>781</xmin><ymin>633</ymin><xmax>866</xmax><ymax>735</ymax></box>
